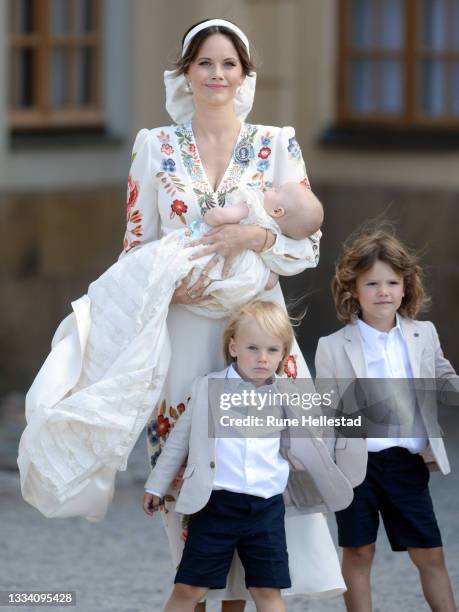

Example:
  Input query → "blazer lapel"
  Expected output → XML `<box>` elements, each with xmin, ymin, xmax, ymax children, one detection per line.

<box><xmin>400</xmin><ymin>318</ymin><xmax>423</xmax><ymax>378</ymax></box>
<box><xmin>344</xmin><ymin>322</ymin><xmax>368</xmax><ymax>378</ymax></box>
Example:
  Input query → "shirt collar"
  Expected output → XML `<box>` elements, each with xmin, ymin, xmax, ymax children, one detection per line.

<box><xmin>227</xmin><ymin>363</ymin><xmax>277</xmax><ymax>389</ymax></box>
<box><xmin>357</xmin><ymin>313</ymin><xmax>403</xmax><ymax>345</ymax></box>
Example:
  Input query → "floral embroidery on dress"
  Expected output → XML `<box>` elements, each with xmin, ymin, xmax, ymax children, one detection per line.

<box><xmin>155</xmin><ymin>130</ymin><xmax>187</xmax><ymax>218</ymax></box>
<box><xmin>170</xmin><ymin>199</ymin><xmax>188</xmax><ymax>225</ymax></box>
<box><xmin>147</xmin><ymin>398</ymin><xmax>190</xmax><ymax>470</ymax></box>
<box><xmin>247</xmin><ymin>131</ymin><xmax>274</xmax><ymax>191</ymax></box>
<box><xmin>287</xmin><ymin>136</ymin><xmax>302</xmax><ymax>160</ymax></box>
<box><xmin>123</xmin><ymin>174</ymin><xmax>143</xmax><ymax>252</ymax></box>
<box><xmin>175</xmin><ymin>122</ymin><xmax>258</xmax><ymax>214</ymax></box>
<box><xmin>284</xmin><ymin>354</ymin><xmax>298</xmax><ymax>379</ymax></box>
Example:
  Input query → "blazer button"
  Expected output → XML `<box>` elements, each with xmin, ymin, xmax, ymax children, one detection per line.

<box><xmin>210</xmin><ymin>461</ymin><xmax>215</xmax><ymax>468</ymax></box>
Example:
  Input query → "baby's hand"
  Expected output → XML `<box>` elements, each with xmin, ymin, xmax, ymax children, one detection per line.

<box><xmin>143</xmin><ymin>492</ymin><xmax>162</xmax><ymax>516</ymax></box>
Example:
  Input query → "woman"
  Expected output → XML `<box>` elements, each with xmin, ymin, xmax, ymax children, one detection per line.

<box><xmin>122</xmin><ymin>18</ymin><xmax>345</xmax><ymax>611</ymax></box>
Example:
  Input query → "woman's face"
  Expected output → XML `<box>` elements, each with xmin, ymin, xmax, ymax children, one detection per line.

<box><xmin>185</xmin><ymin>33</ymin><xmax>245</xmax><ymax>112</ymax></box>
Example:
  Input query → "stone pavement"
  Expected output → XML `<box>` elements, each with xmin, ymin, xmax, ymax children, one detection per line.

<box><xmin>1</xmin><ymin>407</ymin><xmax>458</xmax><ymax>612</ymax></box>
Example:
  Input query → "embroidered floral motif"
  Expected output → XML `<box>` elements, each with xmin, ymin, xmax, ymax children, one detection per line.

<box><xmin>287</xmin><ymin>136</ymin><xmax>302</xmax><ymax>160</ymax></box>
<box><xmin>170</xmin><ymin>199</ymin><xmax>188</xmax><ymax>225</ymax></box>
<box><xmin>161</xmin><ymin>143</ymin><xmax>174</xmax><ymax>156</ymax></box>
<box><xmin>284</xmin><ymin>354</ymin><xmax>298</xmax><ymax>379</ymax></box>
<box><xmin>148</xmin><ymin>398</ymin><xmax>189</xmax><ymax>470</ymax></box>
<box><xmin>157</xmin><ymin>130</ymin><xmax>170</xmax><ymax>143</ymax></box>
<box><xmin>250</xmin><ymin>131</ymin><xmax>273</xmax><ymax>190</ymax></box>
<box><xmin>157</xmin><ymin>413</ymin><xmax>171</xmax><ymax>437</ymax></box>
<box><xmin>175</xmin><ymin>122</ymin><xmax>258</xmax><ymax>214</ymax></box>
<box><xmin>257</xmin><ymin>159</ymin><xmax>270</xmax><ymax>172</ymax></box>
<box><xmin>126</xmin><ymin>174</ymin><xmax>139</xmax><ymax>219</ymax></box>
<box><xmin>161</xmin><ymin>158</ymin><xmax>176</xmax><ymax>173</ymax></box>
<box><xmin>258</xmin><ymin>146</ymin><xmax>271</xmax><ymax>160</ymax></box>
<box><xmin>123</xmin><ymin>174</ymin><xmax>143</xmax><ymax>252</ymax></box>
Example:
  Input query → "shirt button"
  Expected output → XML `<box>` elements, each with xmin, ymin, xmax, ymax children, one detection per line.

<box><xmin>210</xmin><ymin>461</ymin><xmax>215</xmax><ymax>468</ymax></box>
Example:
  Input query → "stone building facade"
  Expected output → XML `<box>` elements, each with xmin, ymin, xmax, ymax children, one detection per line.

<box><xmin>1</xmin><ymin>0</ymin><xmax>459</xmax><ymax>394</ymax></box>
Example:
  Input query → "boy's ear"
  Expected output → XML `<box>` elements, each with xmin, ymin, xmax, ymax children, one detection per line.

<box><xmin>228</xmin><ymin>337</ymin><xmax>237</xmax><ymax>358</ymax></box>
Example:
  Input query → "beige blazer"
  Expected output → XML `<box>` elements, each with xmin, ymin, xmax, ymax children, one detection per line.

<box><xmin>315</xmin><ymin>318</ymin><xmax>459</xmax><ymax>487</ymax></box>
<box><xmin>145</xmin><ymin>367</ymin><xmax>354</xmax><ymax>515</ymax></box>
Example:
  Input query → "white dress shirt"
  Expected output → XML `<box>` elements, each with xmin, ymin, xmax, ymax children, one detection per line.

<box><xmin>146</xmin><ymin>364</ymin><xmax>289</xmax><ymax>499</ymax></box>
<box><xmin>357</xmin><ymin>315</ymin><xmax>428</xmax><ymax>453</ymax></box>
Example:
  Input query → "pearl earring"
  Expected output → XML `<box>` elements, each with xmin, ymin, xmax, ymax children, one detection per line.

<box><xmin>185</xmin><ymin>82</ymin><xmax>193</xmax><ymax>94</ymax></box>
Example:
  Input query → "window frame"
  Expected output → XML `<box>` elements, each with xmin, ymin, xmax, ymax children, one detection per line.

<box><xmin>337</xmin><ymin>0</ymin><xmax>459</xmax><ymax>129</ymax></box>
<box><xmin>8</xmin><ymin>0</ymin><xmax>103</xmax><ymax>131</ymax></box>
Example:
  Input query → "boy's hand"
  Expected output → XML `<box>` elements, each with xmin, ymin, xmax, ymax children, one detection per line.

<box><xmin>143</xmin><ymin>492</ymin><xmax>162</xmax><ymax>516</ymax></box>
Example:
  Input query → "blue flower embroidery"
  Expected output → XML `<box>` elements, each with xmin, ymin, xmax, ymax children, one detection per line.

<box><xmin>257</xmin><ymin>159</ymin><xmax>270</xmax><ymax>172</ymax></box>
<box><xmin>161</xmin><ymin>158</ymin><xmax>176</xmax><ymax>172</ymax></box>
<box><xmin>287</xmin><ymin>137</ymin><xmax>301</xmax><ymax>160</ymax></box>
<box><xmin>147</xmin><ymin>421</ymin><xmax>159</xmax><ymax>446</ymax></box>
<box><xmin>261</xmin><ymin>136</ymin><xmax>271</xmax><ymax>146</ymax></box>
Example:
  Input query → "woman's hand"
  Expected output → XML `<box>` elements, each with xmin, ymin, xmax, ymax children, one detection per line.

<box><xmin>188</xmin><ymin>224</ymin><xmax>275</xmax><ymax>278</ymax></box>
<box><xmin>143</xmin><ymin>492</ymin><xmax>162</xmax><ymax>516</ymax></box>
<box><xmin>171</xmin><ymin>270</ymin><xmax>210</xmax><ymax>305</ymax></box>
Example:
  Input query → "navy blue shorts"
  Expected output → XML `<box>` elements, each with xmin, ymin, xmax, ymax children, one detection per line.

<box><xmin>336</xmin><ymin>447</ymin><xmax>442</xmax><ymax>552</ymax></box>
<box><xmin>175</xmin><ymin>490</ymin><xmax>291</xmax><ymax>589</ymax></box>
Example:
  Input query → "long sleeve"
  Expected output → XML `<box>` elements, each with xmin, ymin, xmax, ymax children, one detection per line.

<box><xmin>143</xmin><ymin>378</ymin><xmax>199</xmax><ymax>496</ymax></box>
<box><xmin>430</xmin><ymin>321</ymin><xmax>459</xmax><ymax>405</ymax></box>
<box><xmin>315</xmin><ymin>338</ymin><xmax>340</xmax><ymax>460</ymax></box>
<box><xmin>119</xmin><ymin>128</ymin><xmax>161</xmax><ymax>259</ymax></box>
<box><xmin>260</xmin><ymin>126</ymin><xmax>321</xmax><ymax>276</ymax></box>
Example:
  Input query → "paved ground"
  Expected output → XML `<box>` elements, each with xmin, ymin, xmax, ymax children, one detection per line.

<box><xmin>2</xmin><ymin>407</ymin><xmax>459</xmax><ymax>612</ymax></box>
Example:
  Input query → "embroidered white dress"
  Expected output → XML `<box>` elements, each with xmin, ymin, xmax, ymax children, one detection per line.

<box><xmin>18</xmin><ymin>121</ymin><xmax>343</xmax><ymax>600</ymax></box>
<box><xmin>122</xmin><ymin>122</ymin><xmax>344</xmax><ymax>600</ymax></box>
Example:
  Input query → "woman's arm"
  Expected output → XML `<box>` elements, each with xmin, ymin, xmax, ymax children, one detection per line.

<box><xmin>119</xmin><ymin>129</ymin><xmax>160</xmax><ymax>259</ymax></box>
<box><xmin>260</xmin><ymin>126</ymin><xmax>322</xmax><ymax>276</ymax></box>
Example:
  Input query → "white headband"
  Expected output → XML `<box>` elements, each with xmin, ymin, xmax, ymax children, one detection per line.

<box><xmin>182</xmin><ymin>19</ymin><xmax>250</xmax><ymax>57</ymax></box>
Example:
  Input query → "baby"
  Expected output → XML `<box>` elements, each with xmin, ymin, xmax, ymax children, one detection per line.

<box><xmin>202</xmin><ymin>181</ymin><xmax>320</xmax><ymax>290</ymax></box>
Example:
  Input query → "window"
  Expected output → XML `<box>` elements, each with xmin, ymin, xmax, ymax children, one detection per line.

<box><xmin>8</xmin><ymin>0</ymin><xmax>103</xmax><ymax>130</ymax></box>
<box><xmin>338</xmin><ymin>0</ymin><xmax>459</xmax><ymax>127</ymax></box>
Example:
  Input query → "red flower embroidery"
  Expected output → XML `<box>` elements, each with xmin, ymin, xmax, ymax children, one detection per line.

<box><xmin>171</xmin><ymin>199</ymin><xmax>187</xmax><ymax>216</ymax></box>
<box><xmin>284</xmin><ymin>355</ymin><xmax>298</xmax><ymax>379</ymax></box>
<box><xmin>258</xmin><ymin>146</ymin><xmax>271</xmax><ymax>159</ymax></box>
<box><xmin>188</xmin><ymin>143</ymin><xmax>196</xmax><ymax>153</ymax></box>
<box><xmin>126</xmin><ymin>174</ymin><xmax>139</xmax><ymax>218</ymax></box>
<box><xmin>177</xmin><ymin>403</ymin><xmax>186</xmax><ymax>415</ymax></box>
<box><xmin>170</xmin><ymin>200</ymin><xmax>188</xmax><ymax>224</ymax></box>
<box><xmin>157</xmin><ymin>414</ymin><xmax>171</xmax><ymax>437</ymax></box>
<box><xmin>161</xmin><ymin>144</ymin><xmax>174</xmax><ymax>155</ymax></box>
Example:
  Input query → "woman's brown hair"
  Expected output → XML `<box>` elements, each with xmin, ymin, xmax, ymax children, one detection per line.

<box><xmin>174</xmin><ymin>19</ymin><xmax>255</xmax><ymax>77</ymax></box>
<box><xmin>332</xmin><ymin>224</ymin><xmax>429</xmax><ymax>323</ymax></box>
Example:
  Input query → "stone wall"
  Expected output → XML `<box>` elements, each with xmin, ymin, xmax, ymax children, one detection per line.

<box><xmin>0</xmin><ymin>187</ymin><xmax>125</xmax><ymax>394</ymax></box>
